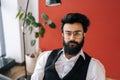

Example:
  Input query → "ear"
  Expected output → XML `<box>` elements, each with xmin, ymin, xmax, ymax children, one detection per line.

<box><xmin>62</xmin><ymin>33</ymin><xmax>64</xmax><ymax>37</ymax></box>
<box><xmin>83</xmin><ymin>33</ymin><xmax>86</xmax><ymax>37</ymax></box>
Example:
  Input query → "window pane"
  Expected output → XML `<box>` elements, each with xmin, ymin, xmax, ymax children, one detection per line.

<box><xmin>0</xmin><ymin>41</ymin><xmax>1</xmax><ymax>56</ymax></box>
<box><xmin>0</xmin><ymin>1</ymin><xmax>6</xmax><ymax>57</ymax></box>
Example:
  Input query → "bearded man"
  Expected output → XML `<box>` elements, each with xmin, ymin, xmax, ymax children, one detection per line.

<box><xmin>31</xmin><ymin>13</ymin><xmax>105</xmax><ymax>80</ymax></box>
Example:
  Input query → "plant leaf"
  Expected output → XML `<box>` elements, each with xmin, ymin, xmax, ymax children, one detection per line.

<box><xmin>32</xmin><ymin>22</ymin><xmax>37</xmax><ymax>27</ymax></box>
<box><xmin>19</xmin><ymin>12</ymin><xmax>24</xmax><ymax>20</ymax></box>
<box><xmin>28</xmin><ymin>12</ymin><xmax>32</xmax><ymax>17</ymax></box>
<box><xmin>29</xmin><ymin>15</ymin><xmax>35</xmax><ymax>22</ymax></box>
<box><xmin>48</xmin><ymin>22</ymin><xmax>56</xmax><ymax>28</ymax></box>
<box><xmin>39</xmin><ymin>27</ymin><xmax>45</xmax><ymax>37</ymax></box>
<box><xmin>32</xmin><ymin>22</ymin><xmax>42</xmax><ymax>28</ymax></box>
<box><xmin>28</xmin><ymin>12</ymin><xmax>35</xmax><ymax>22</ymax></box>
<box><xmin>25</xmin><ymin>18</ymin><xmax>31</xmax><ymax>26</ymax></box>
<box><xmin>41</xmin><ymin>13</ymin><xmax>49</xmax><ymax>20</ymax></box>
<box><xmin>28</xmin><ymin>26</ymin><xmax>33</xmax><ymax>34</ymax></box>
<box><xmin>31</xmin><ymin>39</ymin><xmax>36</xmax><ymax>46</ymax></box>
<box><xmin>35</xmin><ymin>32</ymin><xmax>39</xmax><ymax>38</ymax></box>
<box><xmin>16</xmin><ymin>11</ymin><xmax>21</xmax><ymax>18</ymax></box>
<box><xmin>37</xmin><ymin>23</ymin><xmax>43</xmax><ymax>27</ymax></box>
<box><xmin>47</xmin><ymin>20</ymin><xmax>52</xmax><ymax>24</ymax></box>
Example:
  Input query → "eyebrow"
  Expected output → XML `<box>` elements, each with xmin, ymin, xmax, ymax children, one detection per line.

<box><xmin>65</xmin><ymin>30</ymin><xmax>82</xmax><ymax>32</ymax></box>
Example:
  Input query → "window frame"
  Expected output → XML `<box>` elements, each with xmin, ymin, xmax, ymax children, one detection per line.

<box><xmin>0</xmin><ymin>0</ymin><xmax>6</xmax><ymax>57</ymax></box>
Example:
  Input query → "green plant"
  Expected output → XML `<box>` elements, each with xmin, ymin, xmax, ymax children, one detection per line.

<box><xmin>16</xmin><ymin>10</ymin><xmax>56</xmax><ymax>46</ymax></box>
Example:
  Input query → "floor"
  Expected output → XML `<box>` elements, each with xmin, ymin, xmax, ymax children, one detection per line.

<box><xmin>4</xmin><ymin>65</ymin><xmax>32</xmax><ymax>80</ymax></box>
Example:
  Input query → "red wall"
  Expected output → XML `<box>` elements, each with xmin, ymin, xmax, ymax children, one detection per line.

<box><xmin>39</xmin><ymin>0</ymin><xmax>120</xmax><ymax>79</ymax></box>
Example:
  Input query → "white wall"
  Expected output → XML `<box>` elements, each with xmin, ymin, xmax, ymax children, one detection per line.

<box><xmin>1</xmin><ymin>0</ymin><xmax>38</xmax><ymax>63</ymax></box>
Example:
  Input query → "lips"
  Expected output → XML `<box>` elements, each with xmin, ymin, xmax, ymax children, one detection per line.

<box><xmin>69</xmin><ymin>42</ymin><xmax>77</xmax><ymax>47</ymax></box>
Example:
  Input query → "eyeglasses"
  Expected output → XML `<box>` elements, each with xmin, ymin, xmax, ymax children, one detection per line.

<box><xmin>64</xmin><ymin>31</ymin><xmax>83</xmax><ymax>38</ymax></box>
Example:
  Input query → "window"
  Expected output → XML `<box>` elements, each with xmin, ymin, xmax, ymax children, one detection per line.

<box><xmin>0</xmin><ymin>0</ymin><xmax>6</xmax><ymax>58</ymax></box>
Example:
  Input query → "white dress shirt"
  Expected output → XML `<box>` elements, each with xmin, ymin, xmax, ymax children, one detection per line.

<box><xmin>31</xmin><ymin>49</ymin><xmax>106</xmax><ymax>80</ymax></box>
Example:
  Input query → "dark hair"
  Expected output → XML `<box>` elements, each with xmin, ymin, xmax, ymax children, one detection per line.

<box><xmin>61</xmin><ymin>13</ymin><xmax>90</xmax><ymax>33</ymax></box>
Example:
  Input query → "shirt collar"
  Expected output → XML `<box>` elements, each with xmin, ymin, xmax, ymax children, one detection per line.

<box><xmin>61</xmin><ymin>48</ymin><xmax>85</xmax><ymax>60</ymax></box>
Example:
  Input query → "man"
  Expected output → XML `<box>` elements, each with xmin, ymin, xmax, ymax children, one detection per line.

<box><xmin>31</xmin><ymin>13</ymin><xmax>105</xmax><ymax>80</ymax></box>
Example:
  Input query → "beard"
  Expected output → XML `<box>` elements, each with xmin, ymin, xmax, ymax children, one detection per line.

<box><xmin>63</xmin><ymin>37</ymin><xmax>84</xmax><ymax>56</ymax></box>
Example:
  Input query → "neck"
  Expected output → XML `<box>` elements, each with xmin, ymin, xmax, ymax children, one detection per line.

<box><xmin>65</xmin><ymin>53</ymin><xmax>76</xmax><ymax>59</ymax></box>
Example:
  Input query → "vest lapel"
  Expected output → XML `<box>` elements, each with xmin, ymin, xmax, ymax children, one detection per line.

<box><xmin>62</xmin><ymin>55</ymin><xmax>85</xmax><ymax>79</ymax></box>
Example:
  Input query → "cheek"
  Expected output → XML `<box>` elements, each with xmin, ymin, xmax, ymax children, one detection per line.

<box><xmin>76</xmin><ymin>37</ymin><xmax>83</xmax><ymax>43</ymax></box>
<box><xmin>63</xmin><ymin>37</ymin><xmax>83</xmax><ymax>43</ymax></box>
<box><xmin>63</xmin><ymin>37</ymin><xmax>68</xmax><ymax>43</ymax></box>
<box><xmin>63</xmin><ymin>34</ymin><xmax>68</xmax><ymax>42</ymax></box>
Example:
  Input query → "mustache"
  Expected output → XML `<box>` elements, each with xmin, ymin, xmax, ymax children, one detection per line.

<box><xmin>68</xmin><ymin>41</ymin><xmax>79</xmax><ymax>45</ymax></box>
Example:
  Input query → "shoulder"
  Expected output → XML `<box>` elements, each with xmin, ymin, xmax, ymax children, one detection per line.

<box><xmin>35</xmin><ymin>50</ymin><xmax>53</xmax><ymax>69</ymax></box>
<box><xmin>37</xmin><ymin>48</ymin><xmax>62</xmax><ymax>60</ymax></box>
<box><xmin>83</xmin><ymin>52</ymin><xmax>105</xmax><ymax>73</ymax></box>
<box><xmin>37</xmin><ymin>50</ymin><xmax>52</xmax><ymax>61</ymax></box>
<box><xmin>86</xmin><ymin>58</ymin><xmax>106</xmax><ymax>79</ymax></box>
<box><xmin>91</xmin><ymin>58</ymin><xmax>104</xmax><ymax>68</ymax></box>
<box><xmin>89</xmin><ymin>58</ymin><xmax>105</xmax><ymax>73</ymax></box>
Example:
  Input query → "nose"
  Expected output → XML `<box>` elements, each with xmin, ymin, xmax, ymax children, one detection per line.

<box><xmin>69</xmin><ymin>34</ymin><xmax>75</xmax><ymax>40</ymax></box>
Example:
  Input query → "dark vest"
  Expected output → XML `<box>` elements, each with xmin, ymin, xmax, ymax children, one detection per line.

<box><xmin>43</xmin><ymin>48</ymin><xmax>91</xmax><ymax>80</ymax></box>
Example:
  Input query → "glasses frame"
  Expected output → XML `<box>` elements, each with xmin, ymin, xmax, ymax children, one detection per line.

<box><xmin>63</xmin><ymin>30</ymin><xmax>84</xmax><ymax>39</ymax></box>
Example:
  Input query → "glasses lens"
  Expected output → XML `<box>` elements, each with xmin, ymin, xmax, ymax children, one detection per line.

<box><xmin>64</xmin><ymin>31</ymin><xmax>83</xmax><ymax>38</ymax></box>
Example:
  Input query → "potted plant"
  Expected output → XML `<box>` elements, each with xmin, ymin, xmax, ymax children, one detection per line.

<box><xmin>16</xmin><ymin>2</ymin><xmax>56</xmax><ymax>73</ymax></box>
<box><xmin>16</xmin><ymin>10</ymin><xmax>56</xmax><ymax>73</ymax></box>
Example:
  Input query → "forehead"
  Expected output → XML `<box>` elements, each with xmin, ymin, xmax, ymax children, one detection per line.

<box><xmin>63</xmin><ymin>23</ymin><xmax>83</xmax><ymax>31</ymax></box>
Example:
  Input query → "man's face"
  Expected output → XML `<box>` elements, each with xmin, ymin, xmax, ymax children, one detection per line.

<box><xmin>62</xmin><ymin>23</ymin><xmax>85</xmax><ymax>55</ymax></box>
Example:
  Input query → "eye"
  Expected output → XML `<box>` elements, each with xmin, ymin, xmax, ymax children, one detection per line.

<box><xmin>65</xmin><ymin>32</ymin><xmax>71</xmax><ymax>36</ymax></box>
<box><xmin>64</xmin><ymin>31</ymin><xmax>83</xmax><ymax>38</ymax></box>
<box><xmin>76</xmin><ymin>31</ymin><xmax>83</xmax><ymax>35</ymax></box>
